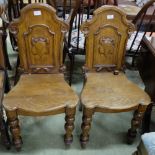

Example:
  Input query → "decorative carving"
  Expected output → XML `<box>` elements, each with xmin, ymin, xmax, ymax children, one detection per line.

<box><xmin>94</xmin><ymin>64</ymin><xmax>116</xmax><ymax>72</ymax></box>
<box><xmin>30</xmin><ymin>66</ymin><xmax>54</xmax><ymax>73</ymax></box>
<box><xmin>23</xmin><ymin>24</ymin><xmax>55</xmax><ymax>73</ymax></box>
<box><xmin>93</xmin><ymin>25</ymin><xmax>122</xmax><ymax>68</ymax></box>
<box><xmin>23</xmin><ymin>24</ymin><xmax>55</xmax><ymax>37</ymax></box>
<box><xmin>99</xmin><ymin>37</ymin><xmax>115</xmax><ymax>46</ymax></box>
<box><xmin>32</xmin><ymin>37</ymin><xmax>48</xmax><ymax>43</ymax></box>
<box><xmin>99</xmin><ymin>37</ymin><xmax>115</xmax><ymax>56</ymax></box>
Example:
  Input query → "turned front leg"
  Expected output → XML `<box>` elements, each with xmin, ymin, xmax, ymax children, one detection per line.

<box><xmin>80</xmin><ymin>107</ymin><xmax>94</xmax><ymax>148</ymax></box>
<box><xmin>127</xmin><ymin>104</ymin><xmax>147</xmax><ymax>144</ymax></box>
<box><xmin>64</xmin><ymin>107</ymin><xmax>76</xmax><ymax>145</ymax></box>
<box><xmin>7</xmin><ymin>110</ymin><xmax>22</xmax><ymax>151</ymax></box>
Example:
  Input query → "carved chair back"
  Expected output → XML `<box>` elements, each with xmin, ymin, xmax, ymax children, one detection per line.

<box><xmin>9</xmin><ymin>3</ymin><xmax>69</xmax><ymax>74</ymax></box>
<box><xmin>67</xmin><ymin>0</ymin><xmax>118</xmax><ymax>57</ymax></box>
<box><xmin>81</xmin><ymin>6</ymin><xmax>134</xmax><ymax>71</ymax></box>
<box><xmin>128</xmin><ymin>0</ymin><xmax>155</xmax><ymax>56</ymax></box>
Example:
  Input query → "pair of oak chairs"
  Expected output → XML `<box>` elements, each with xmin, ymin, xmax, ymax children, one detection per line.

<box><xmin>0</xmin><ymin>2</ymin><xmax>151</xmax><ymax>151</ymax></box>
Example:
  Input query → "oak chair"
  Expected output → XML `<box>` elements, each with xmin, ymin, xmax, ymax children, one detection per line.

<box><xmin>3</xmin><ymin>3</ymin><xmax>78</xmax><ymax>151</ymax></box>
<box><xmin>79</xmin><ymin>6</ymin><xmax>151</xmax><ymax>147</ymax></box>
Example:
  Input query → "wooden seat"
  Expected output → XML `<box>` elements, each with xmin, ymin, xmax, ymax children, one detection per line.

<box><xmin>5</xmin><ymin>74</ymin><xmax>78</xmax><ymax>115</ymax></box>
<box><xmin>3</xmin><ymin>3</ymin><xmax>78</xmax><ymax>151</ymax></box>
<box><xmin>79</xmin><ymin>6</ymin><xmax>151</xmax><ymax>147</ymax></box>
<box><xmin>81</xmin><ymin>72</ymin><xmax>150</xmax><ymax>110</ymax></box>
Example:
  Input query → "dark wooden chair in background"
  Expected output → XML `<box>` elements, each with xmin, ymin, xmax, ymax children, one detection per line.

<box><xmin>0</xmin><ymin>7</ymin><xmax>10</xmax><ymax>148</ymax></box>
<box><xmin>3</xmin><ymin>3</ymin><xmax>78</xmax><ymax>151</ymax></box>
<box><xmin>126</xmin><ymin>0</ymin><xmax>155</xmax><ymax>66</ymax></box>
<box><xmin>0</xmin><ymin>70</ymin><xmax>10</xmax><ymax>149</ymax></box>
<box><xmin>138</xmin><ymin>35</ymin><xmax>155</xmax><ymax>133</ymax></box>
<box><xmin>0</xmin><ymin>5</ymin><xmax>11</xmax><ymax>93</ymax></box>
<box><xmin>0</xmin><ymin>4</ymin><xmax>12</xmax><ymax>73</ymax></box>
<box><xmin>79</xmin><ymin>6</ymin><xmax>151</xmax><ymax>147</ymax></box>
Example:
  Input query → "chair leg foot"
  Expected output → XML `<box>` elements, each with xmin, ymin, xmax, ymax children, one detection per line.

<box><xmin>64</xmin><ymin>107</ymin><xmax>76</xmax><ymax>145</ymax></box>
<box><xmin>7</xmin><ymin>110</ymin><xmax>22</xmax><ymax>151</ymax></box>
<box><xmin>80</xmin><ymin>107</ymin><xmax>94</xmax><ymax>148</ymax></box>
<box><xmin>127</xmin><ymin>104</ymin><xmax>147</xmax><ymax>144</ymax></box>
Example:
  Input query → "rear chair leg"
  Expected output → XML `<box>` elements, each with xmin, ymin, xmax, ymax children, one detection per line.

<box><xmin>80</xmin><ymin>107</ymin><xmax>94</xmax><ymax>148</ymax></box>
<box><xmin>64</xmin><ymin>107</ymin><xmax>76</xmax><ymax>145</ymax></box>
<box><xmin>7</xmin><ymin>110</ymin><xmax>22</xmax><ymax>151</ymax></box>
<box><xmin>127</xmin><ymin>104</ymin><xmax>147</xmax><ymax>144</ymax></box>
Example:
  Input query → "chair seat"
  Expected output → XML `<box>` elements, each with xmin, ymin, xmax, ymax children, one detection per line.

<box><xmin>81</xmin><ymin>72</ymin><xmax>150</xmax><ymax>110</ymax></box>
<box><xmin>3</xmin><ymin>74</ymin><xmax>78</xmax><ymax>115</ymax></box>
